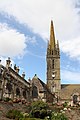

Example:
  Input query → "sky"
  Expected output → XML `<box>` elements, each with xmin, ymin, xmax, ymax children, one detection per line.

<box><xmin>0</xmin><ymin>0</ymin><xmax>80</xmax><ymax>84</ymax></box>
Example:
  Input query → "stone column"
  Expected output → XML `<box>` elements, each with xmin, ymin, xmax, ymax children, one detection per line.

<box><xmin>14</xmin><ymin>85</ymin><xmax>17</xmax><ymax>99</ymax></box>
<box><xmin>12</xmin><ymin>83</ymin><xmax>15</xmax><ymax>100</ymax></box>
<box><xmin>1</xmin><ymin>78</ymin><xmax>6</xmax><ymax>100</ymax></box>
<box><xmin>20</xmin><ymin>87</ymin><xmax>23</xmax><ymax>99</ymax></box>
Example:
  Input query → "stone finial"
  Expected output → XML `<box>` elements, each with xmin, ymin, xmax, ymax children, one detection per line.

<box><xmin>34</xmin><ymin>74</ymin><xmax>38</xmax><ymax>79</ymax></box>
<box><xmin>28</xmin><ymin>77</ymin><xmax>31</xmax><ymax>83</ymax></box>
<box><xmin>22</xmin><ymin>72</ymin><xmax>25</xmax><ymax>78</ymax></box>
<box><xmin>14</xmin><ymin>64</ymin><xmax>19</xmax><ymax>73</ymax></box>
<box><xmin>14</xmin><ymin>64</ymin><xmax>16</xmax><ymax>70</ymax></box>
<box><xmin>6</xmin><ymin>57</ymin><xmax>11</xmax><ymax>68</ymax></box>
<box><xmin>16</xmin><ymin>66</ymin><xmax>19</xmax><ymax>74</ymax></box>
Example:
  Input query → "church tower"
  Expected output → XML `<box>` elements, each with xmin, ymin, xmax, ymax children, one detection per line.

<box><xmin>47</xmin><ymin>20</ymin><xmax>61</xmax><ymax>95</ymax></box>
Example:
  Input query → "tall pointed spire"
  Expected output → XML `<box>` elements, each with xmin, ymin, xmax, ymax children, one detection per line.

<box><xmin>50</xmin><ymin>20</ymin><xmax>55</xmax><ymax>50</ymax></box>
<box><xmin>57</xmin><ymin>40</ymin><xmax>59</xmax><ymax>49</ymax></box>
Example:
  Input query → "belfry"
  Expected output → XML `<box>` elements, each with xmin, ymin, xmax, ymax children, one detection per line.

<box><xmin>46</xmin><ymin>20</ymin><xmax>61</xmax><ymax>95</ymax></box>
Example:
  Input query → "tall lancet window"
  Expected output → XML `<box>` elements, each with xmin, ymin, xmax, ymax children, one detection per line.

<box><xmin>52</xmin><ymin>60</ymin><xmax>54</xmax><ymax>69</ymax></box>
<box><xmin>52</xmin><ymin>50</ymin><xmax>53</xmax><ymax>55</ymax></box>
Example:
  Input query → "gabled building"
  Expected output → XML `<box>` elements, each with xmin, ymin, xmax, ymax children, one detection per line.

<box><xmin>31</xmin><ymin>74</ymin><xmax>54</xmax><ymax>103</ymax></box>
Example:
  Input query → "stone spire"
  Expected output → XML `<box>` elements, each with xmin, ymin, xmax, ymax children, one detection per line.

<box><xmin>50</xmin><ymin>20</ymin><xmax>56</xmax><ymax>50</ymax></box>
<box><xmin>57</xmin><ymin>40</ymin><xmax>59</xmax><ymax>47</ymax></box>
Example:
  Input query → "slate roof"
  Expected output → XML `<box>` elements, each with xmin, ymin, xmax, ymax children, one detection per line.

<box><xmin>60</xmin><ymin>84</ymin><xmax>80</xmax><ymax>100</ymax></box>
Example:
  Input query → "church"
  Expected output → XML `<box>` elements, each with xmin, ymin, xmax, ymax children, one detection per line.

<box><xmin>31</xmin><ymin>20</ymin><xmax>80</xmax><ymax>105</ymax></box>
<box><xmin>0</xmin><ymin>20</ymin><xmax>80</xmax><ymax>105</ymax></box>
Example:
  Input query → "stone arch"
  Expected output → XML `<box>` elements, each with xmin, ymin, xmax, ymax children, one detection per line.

<box><xmin>16</xmin><ymin>87</ymin><xmax>20</xmax><ymax>96</ymax></box>
<box><xmin>32</xmin><ymin>86</ymin><xmax>38</xmax><ymax>98</ymax></box>
<box><xmin>6</xmin><ymin>82</ymin><xmax>12</xmax><ymax>92</ymax></box>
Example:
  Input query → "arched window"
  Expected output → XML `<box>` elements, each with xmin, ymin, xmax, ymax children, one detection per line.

<box><xmin>16</xmin><ymin>88</ymin><xmax>20</xmax><ymax>96</ymax></box>
<box><xmin>73</xmin><ymin>95</ymin><xmax>78</xmax><ymax>104</ymax></box>
<box><xmin>6</xmin><ymin>83</ymin><xmax>12</xmax><ymax>92</ymax></box>
<box><xmin>32</xmin><ymin>86</ymin><xmax>38</xmax><ymax>98</ymax></box>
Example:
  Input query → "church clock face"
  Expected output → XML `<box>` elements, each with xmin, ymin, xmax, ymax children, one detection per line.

<box><xmin>52</xmin><ymin>74</ymin><xmax>55</xmax><ymax>79</ymax></box>
<box><xmin>52</xmin><ymin>70</ymin><xmax>56</xmax><ymax>79</ymax></box>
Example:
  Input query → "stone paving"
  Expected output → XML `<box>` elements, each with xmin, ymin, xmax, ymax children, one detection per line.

<box><xmin>65</xmin><ymin>109</ymin><xmax>80</xmax><ymax>120</ymax></box>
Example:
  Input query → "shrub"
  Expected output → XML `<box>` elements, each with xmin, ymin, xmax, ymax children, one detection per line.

<box><xmin>4</xmin><ymin>97</ymin><xmax>12</xmax><ymax>102</ymax></box>
<box><xmin>63</xmin><ymin>102</ymin><xmax>68</xmax><ymax>108</ymax></box>
<box><xmin>30</xmin><ymin>101</ymin><xmax>50</xmax><ymax>119</ymax></box>
<box><xmin>19</xmin><ymin>118</ymin><xmax>43</xmax><ymax>120</ymax></box>
<box><xmin>6</xmin><ymin>109</ymin><xmax>24</xmax><ymax>119</ymax></box>
<box><xmin>51</xmin><ymin>112</ymin><xmax>68</xmax><ymax>120</ymax></box>
<box><xmin>23</xmin><ymin>113</ymin><xmax>29</xmax><ymax>118</ymax></box>
<box><xmin>26</xmin><ymin>103</ymin><xmax>32</xmax><ymax>113</ymax></box>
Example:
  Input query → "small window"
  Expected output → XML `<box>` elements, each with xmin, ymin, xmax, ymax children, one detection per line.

<box><xmin>52</xmin><ymin>60</ymin><xmax>54</xmax><ymax>69</ymax></box>
<box><xmin>32</xmin><ymin>86</ymin><xmax>38</xmax><ymax>98</ymax></box>
<box><xmin>52</xmin><ymin>50</ymin><xmax>53</xmax><ymax>55</ymax></box>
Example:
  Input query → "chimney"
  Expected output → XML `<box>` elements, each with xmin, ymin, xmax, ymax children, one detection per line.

<box><xmin>6</xmin><ymin>57</ymin><xmax>11</xmax><ymax>68</ymax></box>
<box><xmin>22</xmin><ymin>72</ymin><xmax>25</xmax><ymax>79</ymax></box>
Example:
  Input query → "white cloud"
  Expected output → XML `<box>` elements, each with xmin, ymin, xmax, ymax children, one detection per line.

<box><xmin>0</xmin><ymin>23</ymin><xmax>26</xmax><ymax>57</ymax></box>
<box><xmin>0</xmin><ymin>0</ymin><xmax>79</xmax><ymax>37</ymax></box>
<box><xmin>26</xmin><ymin>36</ymin><xmax>37</xmax><ymax>44</ymax></box>
<box><xmin>61</xmin><ymin>36</ymin><xmax>80</xmax><ymax>59</ymax></box>
<box><xmin>61</xmin><ymin>69</ymin><xmax>80</xmax><ymax>84</ymax></box>
<box><xmin>0</xmin><ymin>0</ymin><xmax>80</xmax><ymax>59</ymax></box>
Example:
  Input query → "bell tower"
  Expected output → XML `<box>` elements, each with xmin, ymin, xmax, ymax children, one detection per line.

<box><xmin>47</xmin><ymin>20</ymin><xmax>61</xmax><ymax>95</ymax></box>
